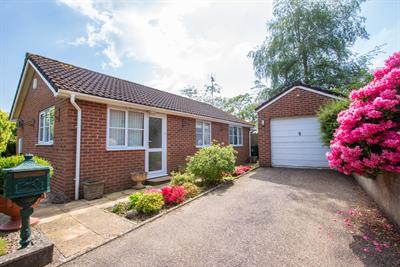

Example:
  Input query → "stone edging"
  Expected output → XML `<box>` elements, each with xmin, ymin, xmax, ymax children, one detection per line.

<box><xmin>58</xmin><ymin>165</ymin><xmax>259</xmax><ymax>266</ymax></box>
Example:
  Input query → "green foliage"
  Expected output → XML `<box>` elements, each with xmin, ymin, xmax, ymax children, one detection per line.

<box><xmin>186</xmin><ymin>143</ymin><xmax>236</xmax><ymax>186</ymax></box>
<box><xmin>249</xmin><ymin>0</ymin><xmax>379</xmax><ymax>100</ymax></box>
<box><xmin>182</xmin><ymin>182</ymin><xmax>200</xmax><ymax>198</ymax></box>
<box><xmin>135</xmin><ymin>192</ymin><xmax>164</xmax><ymax>214</ymax></box>
<box><xmin>0</xmin><ymin>238</ymin><xmax>6</xmax><ymax>256</ymax></box>
<box><xmin>219</xmin><ymin>93</ymin><xmax>257</xmax><ymax>124</ymax></box>
<box><xmin>112</xmin><ymin>202</ymin><xmax>128</xmax><ymax>215</ymax></box>
<box><xmin>0</xmin><ymin>110</ymin><xmax>15</xmax><ymax>155</ymax></box>
<box><xmin>0</xmin><ymin>155</ymin><xmax>53</xmax><ymax>193</ymax></box>
<box><xmin>317</xmin><ymin>99</ymin><xmax>350</xmax><ymax>146</ymax></box>
<box><xmin>128</xmin><ymin>191</ymin><xmax>144</xmax><ymax>209</ymax></box>
<box><xmin>170</xmin><ymin>172</ymin><xmax>195</xmax><ymax>186</ymax></box>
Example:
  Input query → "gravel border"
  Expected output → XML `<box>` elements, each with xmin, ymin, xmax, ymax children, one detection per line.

<box><xmin>58</xmin><ymin>165</ymin><xmax>259</xmax><ymax>266</ymax></box>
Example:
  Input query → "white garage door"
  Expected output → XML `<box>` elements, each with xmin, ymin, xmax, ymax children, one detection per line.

<box><xmin>271</xmin><ymin>116</ymin><xmax>329</xmax><ymax>168</ymax></box>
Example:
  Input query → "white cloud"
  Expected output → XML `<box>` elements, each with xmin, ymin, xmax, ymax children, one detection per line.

<box><xmin>58</xmin><ymin>0</ymin><xmax>272</xmax><ymax>96</ymax></box>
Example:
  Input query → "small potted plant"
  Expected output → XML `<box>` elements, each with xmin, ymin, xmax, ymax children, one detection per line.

<box><xmin>131</xmin><ymin>172</ymin><xmax>147</xmax><ymax>189</ymax></box>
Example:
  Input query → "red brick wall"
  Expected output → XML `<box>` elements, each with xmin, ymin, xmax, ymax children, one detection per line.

<box><xmin>17</xmin><ymin>72</ymin><xmax>76</xmax><ymax>197</ymax></box>
<box><xmin>257</xmin><ymin>87</ymin><xmax>334</xmax><ymax>167</ymax></box>
<box><xmin>79</xmin><ymin>101</ymin><xmax>145</xmax><ymax>195</ymax></box>
<box><xmin>167</xmin><ymin>115</ymin><xmax>250</xmax><ymax>172</ymax></box>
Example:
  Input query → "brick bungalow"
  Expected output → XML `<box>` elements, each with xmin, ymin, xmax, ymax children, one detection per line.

<box><xmin>9</xmin><ymin>53</ymin><xmax>252</xmax><ymax>201</ymax></box>
<box><xmin>256</xmin><ymin>82</ymin><xmax>343</xmax><ymax>168</ymax></box>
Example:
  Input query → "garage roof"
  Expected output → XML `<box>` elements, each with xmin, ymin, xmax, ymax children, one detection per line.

<box><xmin>255</xmin><ymin>81</ymin><xmax>344</xmax><ymax>112</ymax></box>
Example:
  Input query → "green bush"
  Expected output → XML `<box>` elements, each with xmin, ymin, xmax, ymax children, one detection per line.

<box><xmin>0</xmin><ymin>155</ymin><xmax>53</xmax><ymax>193</ymax></box>
<box><xmin>182</xmin><ymin>182</ymin><xmax>200</xmax><ymax>198</ymax></box>
<box><xmin>317</xmin><ymin>99</ymin><xmax>349</xmax><ymax>146</ymax></box>
<box><xmin>170</xmin><ymin>172</ymin><xmax>195</xmax><ymax>186</ymax></box>
<box><xmin>112</xmin><ymin>202</ymin><xmax>128</xmax><ymax>215</ymax></box>
<box><xmin>186</xmin><ymin>143</ymin><xmax>236</xmax><ymax>186</ymax></box>
<box><xmin>135</xmin><ymin>192</ymin><xmax>164</xmax><ymax>214</ymax></box>
<box><xmin>0</xmin><ymin>238</ymin><xmax>6</xmax><ymax>256</ymax></box>
<box><xmin>128</xmin><ymin>191</ymin><xmax>144</xmax><ymax>209</ymax></box>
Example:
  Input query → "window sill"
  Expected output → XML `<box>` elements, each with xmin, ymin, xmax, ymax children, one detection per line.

<box><xmin>106</xmin><ymin>146</ymin><xmax>145</xmax><ymax>151</ymax></box>
<box><xmin>36</xmin><ymin>143</ymin><xmax>53</xmax><ymax>146</ymax></box>
<box><xmin>196</xmin><ymin>145</ymin><xmax>211</xmax><ymax>148</ymax></box>
<box><xmin>232</xmin><ymin>144</ymin><xmax>244</xmax><ymax>147</ymax></box>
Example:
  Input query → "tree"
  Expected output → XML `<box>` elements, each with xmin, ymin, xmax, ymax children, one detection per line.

<box><xmin>204</xmin><ymin>74</ymin><xmax>222</xmax><ymax>106</ymax></box>
<box><xmin>0</xmin><ymin>110</ymin><xmax>15</xmax><ymax>154</ymax></box>
<box><xmin>249</xmin><ymin>0</ymin><xmax>379</xmax><ymax>100</ymax></box>
<box><xmin>180</xmin><ymin>85</ymin><xmax>199</xmax><ymax>100</ymax></box>
<box><xmin>220</xmin><ymin>93</ymin><xmax>257</xmax><ymax>124</ymax></box>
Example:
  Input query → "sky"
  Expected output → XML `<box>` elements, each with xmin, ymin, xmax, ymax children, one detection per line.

<box><xmin>1</xmin><ymin>0</ymin><xmax>399</xmax><ymax>113</ymax></box>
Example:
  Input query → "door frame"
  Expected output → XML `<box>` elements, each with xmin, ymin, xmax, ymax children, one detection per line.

<box><xmin>145</xmin><ymin>113</ymin><xmax>167</xmax><ymax>179</ymax></box>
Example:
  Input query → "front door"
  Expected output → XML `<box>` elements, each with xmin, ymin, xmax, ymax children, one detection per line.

<box><xmin>147</xmin><ymin>114</ymin><xmax>167</xmax><ymax>178</ymax></box>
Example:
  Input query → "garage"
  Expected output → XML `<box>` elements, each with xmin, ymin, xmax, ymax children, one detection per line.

<box><xmin>256</xmin><ymin>82</ymin><xmax>343</xmax><ymax>168</ymax></box>
<box><xmin>270</xmin><ymin>116</ymin><xmax>329</xmax><ymax>168</ymax></box>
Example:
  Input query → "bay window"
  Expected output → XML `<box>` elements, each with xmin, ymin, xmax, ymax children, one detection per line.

<box><xmin>229</xmin><ymin>126</ymin><xmax>243</xmax><ymax>146</ymax></box>
<box><xmin>196</xmin><ymin>121</ymin><xmax>211</xmax><ymax>147</ymax></box>
<box><xmin>38</xmin><ymin>106</ymin><xmax>54</xmax><ymax>145</ymax></box>
<box><xmin>108</xmin><ymin>108</ymin><xmax>144</xmax><ymax>149</ymax></box>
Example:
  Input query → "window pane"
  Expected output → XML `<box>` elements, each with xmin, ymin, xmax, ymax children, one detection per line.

<box><xmin>49</xmin><ymin>108</ymin><xmax>54</xmax><ymax>142</ymax></box>
<box><xmin>39</xmin><ymin>127</ymin><xmax>43</xmax><ymax>142</ymax></box>
<box><xmin>196</xmin><ymin>122</ymin><xmax>203</xmax><ymax>146</ymax></box>
<box><xmin>196</xmin><ymin>134</ymin><xmax>203</xmax><ymax>146</ymax></box>
<box><xmin>204</xmin><ymin>123</ymin><xmax>211</xmax><ymax>145</ymax></box>
<box><xmin>44</xmin><ymin>125</ymin><xmax>50</xmax><ymax>142</ymax></box>
<box><xmin>110</xmin><ymin>110</ymin><xmax>125</xmax><ymax>128</ymax></box>
<box><xmin>149</xmin><ymin>117</ymin><xmax>162</xmax><ymax>148</ymax></box>
<box><xmin>39</xmin><ymin>113</ymin><xmax>44</xmax><ymax>127</ymax></box>
<box><xmin>128</xmin><ymin>111</ymin><xmax>144</xmax><ymax>129</ymax></box>
<box><xmin>149</xmin><ymin>151</ymin><xmax>162</xmax><ymax>172</ymax></box>
<box><xmin>128</xmin><ymin>129</ymin><xmax>143</xmax><ymax>146</ymax></box>
<box><xmin>229</xmin><ymin>127</ymin><xmax>233</xmax><ymax>136</ymax></box>
<box><xmin>229</xmin><ymin>135</ymin><xmax>234</xmax><ymax>145</ymax></box>
<box><xmin>109</xmin><ymin>128</ymin><xmax>125</xmax><ymax>146</ymax></box>
<box><xmin>238</xmin><ymin>128</ymin><xmax>242</xmax><ymax>145</ymax></box>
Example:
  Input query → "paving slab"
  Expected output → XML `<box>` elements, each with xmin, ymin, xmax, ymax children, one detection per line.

<box><xmin>70</xmin><ymin>207</ymin><xmax>134</xmax><ymax>239</ymax></box>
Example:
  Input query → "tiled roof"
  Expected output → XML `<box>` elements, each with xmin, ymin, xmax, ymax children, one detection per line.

<box><xmin>27</xmin><ymin>53</ymin><xmax>251</xmax><ymax>125</ymax></box>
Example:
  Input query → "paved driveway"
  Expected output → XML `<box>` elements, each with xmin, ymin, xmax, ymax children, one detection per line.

<box><xmin>64</xmin><ymin>168</ymin><xmax>369</xmax><ymax>266</ymax></box>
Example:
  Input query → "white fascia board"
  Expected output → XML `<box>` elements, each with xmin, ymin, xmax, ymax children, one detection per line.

<box><xmin>58</xmin><ymin>89</ymin><xmax>252</xmax><ymax>128</ymax></box>
<box><xmin>255</xmin><ymin>86</ymin><xmax>344</xmax><ymax>113</ymax></box>
<box><xmin>28</xmin><ymin>60</ymin><xmax>58</xmax><ymax>96</ymax></box>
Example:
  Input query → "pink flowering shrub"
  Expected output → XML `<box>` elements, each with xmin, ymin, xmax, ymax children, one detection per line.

<box><xmin>160</xmin><ymin>185</ymin><xmax>186</xmax><ymax>205</ymax></box>
<box><xmin>327</xmin><ymin>52</ymin><xmax>400</xmax><ymax>175</ymax></box>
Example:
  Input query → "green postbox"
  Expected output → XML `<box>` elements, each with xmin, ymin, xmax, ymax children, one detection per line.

<box><xmin>3</xmin><ymin>154</ymin><xmax>51</xmax><ymax>248</ymax></box>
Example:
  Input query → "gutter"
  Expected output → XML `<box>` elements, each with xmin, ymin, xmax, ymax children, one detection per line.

<box><xmin>70</xmin><ymin>95</ymin><xmax>81</xmax><ymax>200</ymax></box>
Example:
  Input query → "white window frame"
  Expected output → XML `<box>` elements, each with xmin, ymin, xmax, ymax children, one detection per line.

<box><xmin>37</xmin><ymin>106</ymin><xmax>54</xmax><ymax>145</ymax></box>
<box><xmin>229</xmin><ymin>125</ymin><xmax>243</xmax><ymax>147</ymax></box>
<box><xmin>196</xmin><ymin>120</ymin><xmax>212</xmax><ymax>148</ymax></box>
<box><xmin>106</xmin><ymin>107</ymin><xmax>146</xmax><ymax>151</ymax></box>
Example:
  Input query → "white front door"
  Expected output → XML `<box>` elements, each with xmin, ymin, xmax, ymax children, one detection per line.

<box><xmin>270</xmin><ymin>116</ymin><xmax>330</xmax><ymax>168</ymax></box>
<box><xmin>146</xmin><ymin>114</ymin><xmax>167</xmax><ymax>178</ymax></box>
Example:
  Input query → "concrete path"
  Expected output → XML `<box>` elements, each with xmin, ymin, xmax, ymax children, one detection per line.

<box><xmin>63</xmin><ymin>168</ymin><xmax>371</xmax><ymax>267</ymax></box>
<box><xmin>34</xmin><ymin>190</ymin><xmax>138</xmax><ymax>262</ymax></box>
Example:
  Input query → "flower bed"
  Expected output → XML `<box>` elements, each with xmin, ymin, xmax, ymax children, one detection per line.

<box><xmin>109</xmin><ymin>163</ymin><xmax>256</xmax><ymax>222</ymax></box>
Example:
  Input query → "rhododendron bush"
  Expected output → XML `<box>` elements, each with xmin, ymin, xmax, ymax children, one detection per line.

<box><xmin>327</xmin><ymin>52</ymin><xmax>400</xmax><ymax>176</ymax></box>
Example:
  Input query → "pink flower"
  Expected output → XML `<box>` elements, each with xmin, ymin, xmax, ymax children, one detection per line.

<box><xmin>362</xmin><ymin>234</ymin><xmax>369</xmax><ymax>240</ymax></box>
<box><xmin>327</xmin><ymin>52</ymin><xmax>400</xmax><ymax>176</ymax></box>
<box><xmin>363</xmin><ymin>248</ymin><xmax>369</xmax><ymax>253</ymax></box>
